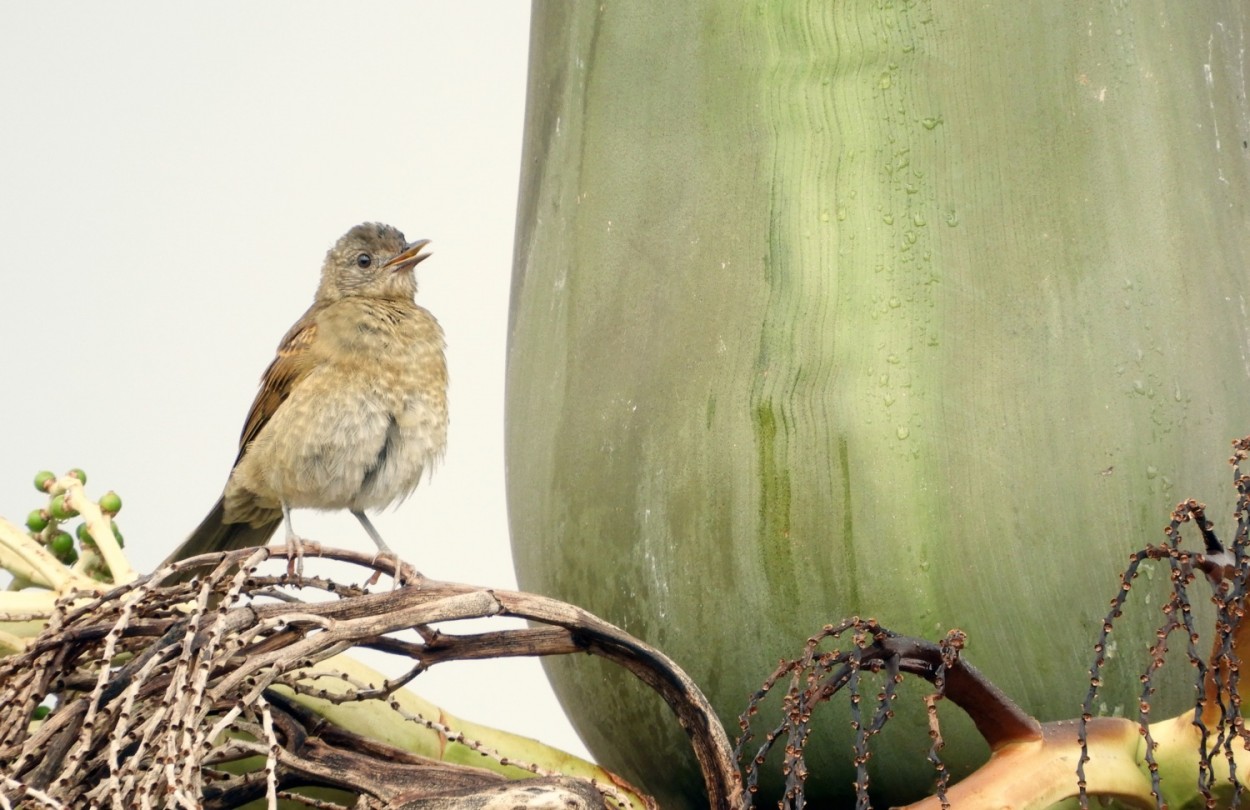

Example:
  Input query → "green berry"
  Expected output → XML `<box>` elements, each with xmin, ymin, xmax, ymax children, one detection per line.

<box><xmin>98</xmin><ymin>491</ymin><xmax>122</xmax><ymax>515</ymax></box>
<box><xmin>49</xmin><ymin>531</ymin><xmax>74</xmax><ymax>557</ymax></box>
<box><xmin>49</xmin><ymin>495</ymin><xmax>77</xmax><ymax>520</ymax></box>
<box><xmin>76</xmin><ymin>523</ymin><xmax>93</xmax><ymax>543</ymax></box>
<box><xmin>111</xmin><ymin>523</ymin><xmax>125</xmax><ymax>548</ymax></box>
<box><xmin>26</xmin><ymin>510</ymin><xmax>48</xmax><ymax>532</ymax></box>
<box><xmin>31</xmin><ymin>705</ymin><xmax>50</xmax><ymax>721</ymax></box>
<box><xmin>33</xmin><ymin>471</ymin><xmax>55</xmax><ymax>492</ymax></box>
<box><xmin>67</xmin><ymin>468</ymin><xmax>87</xmax><ymax>484</ymax></box>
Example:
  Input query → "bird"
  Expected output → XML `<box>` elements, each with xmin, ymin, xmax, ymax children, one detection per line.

<box><xmin>162</xmin><ymin>222</ymin><xmax>447</xmax><ymax>575</ymax></box>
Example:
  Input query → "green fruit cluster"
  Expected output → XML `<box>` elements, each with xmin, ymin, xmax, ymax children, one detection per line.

<box><xmin>24</xmin><ymin>469</ymin><xmax>124</xmax><ymax>572</ymax></box>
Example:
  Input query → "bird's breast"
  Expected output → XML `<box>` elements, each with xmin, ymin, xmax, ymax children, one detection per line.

<box><xmin>232</xmin><ymin>298</ymin><xmax>448</xmax><ymax>512</ymax></box>
<box><xmin>324</xmin><ymin>303</ymin><xmax>448</xmax><ymax>452</ymax></box>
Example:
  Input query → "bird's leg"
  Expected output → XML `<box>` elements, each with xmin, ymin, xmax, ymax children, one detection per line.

<box><xmin>351</xmin><ymin>510</ymin><xmax>409</xmax><ymax>585</ymax></box>
<box><xmin>282</xmin><ymin>502</ymin><xmax>305</xmax><ymax>578</ymax></box>
<box><xmin>351</xmin><ymin>510</ymin><xmax>393</xmax><ymax>554</ymax></box>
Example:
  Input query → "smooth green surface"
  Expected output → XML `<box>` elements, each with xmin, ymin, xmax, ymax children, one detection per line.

<box><xmin>507</xmin><ymin>2</ymin><xmax>1250</xmax><ymax>806</ymax></box>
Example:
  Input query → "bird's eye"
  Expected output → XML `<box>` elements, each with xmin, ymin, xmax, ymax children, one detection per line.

<box><xmin>356</xmin><ymin>252</ymin><xmax>373</xmax><ymax>269</ymax></box>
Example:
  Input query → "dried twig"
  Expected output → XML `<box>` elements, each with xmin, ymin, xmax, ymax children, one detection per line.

<box><xmin>0</xmin><ymin>543</ymin><xmax>742</xmax><ymax>809</ymax></box>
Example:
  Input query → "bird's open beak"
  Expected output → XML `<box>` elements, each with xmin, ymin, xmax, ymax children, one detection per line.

<box><xmin>383</xmin><ymin>239</ymin><xmax>432</xmax><ymax>273</ymax></box>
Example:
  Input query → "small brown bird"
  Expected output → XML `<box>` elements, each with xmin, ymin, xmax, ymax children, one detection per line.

<box><xmin>164</xmin><ymin>222</ymin><xmax>447</xmax><ymax>571</ymax></box>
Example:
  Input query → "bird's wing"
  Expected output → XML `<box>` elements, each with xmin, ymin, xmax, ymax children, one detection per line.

<box><xmin>233</xmin><ymin>306</ymin><xmax>322</xmax><ymax>465</ymax></box>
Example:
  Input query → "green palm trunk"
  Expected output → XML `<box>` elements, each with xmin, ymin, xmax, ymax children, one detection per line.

<box><xmin>506</xmin><ymin>2</ymin><xmax>1250</xmax><ymax>805</ymax></box>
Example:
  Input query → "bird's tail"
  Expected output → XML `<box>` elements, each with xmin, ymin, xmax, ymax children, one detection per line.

<box><xmin>160</xmin><ymin>496</ymin><xmax>281</xmax><ymax>579</ymax></box>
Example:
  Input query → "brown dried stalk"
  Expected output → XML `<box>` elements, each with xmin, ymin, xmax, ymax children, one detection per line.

<box><xmin>0</xmin><ymin>543</ymin><xmax>743</xmax><ymax>809</ymax></box>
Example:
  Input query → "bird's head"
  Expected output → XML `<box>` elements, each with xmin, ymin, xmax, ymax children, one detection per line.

<box><xmin>316</xmin><ymin>222</ymin><xmax>432</xmax><ymax>302</ymax></box>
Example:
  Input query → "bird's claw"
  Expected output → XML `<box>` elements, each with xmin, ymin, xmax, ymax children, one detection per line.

<box><xmin>285</xmin><ymin>534</ymin><xmax>305</xmax><ymax>579</ymax></box>
<box><xmin>366</xmin><ymin>549</ymin><xmax>407</xmax><ymax>589</ymax></box>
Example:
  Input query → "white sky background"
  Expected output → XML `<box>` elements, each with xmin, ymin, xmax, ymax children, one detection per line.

<box><xmin>0</xmin><ymin>4</ymin><xmax>592</xmax><ymax>761</ymax></box>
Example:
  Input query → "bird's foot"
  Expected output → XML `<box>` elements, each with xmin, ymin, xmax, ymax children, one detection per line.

<box><xmin>366</xmin><ymin>550</ymin><xmax>421</xmax><ymax>589</ymax></box>
<box><xmin>284</xmin><ymin>533</ymin><xmax>306</xmax><ymax>579</ymax></box>
<box><xmin>280</xmin><ymin>504</ymin><xmax>306</xmax><ymax>579</ymax></box>
<box><xmin>351</xmin><ymin>510</ymin><xmax>415</xmax><ymax>588</ymax></box>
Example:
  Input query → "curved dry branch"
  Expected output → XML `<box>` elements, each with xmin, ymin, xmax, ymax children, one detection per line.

<box><xmin>0</xmin><ymin>542</ymin><xmax>742</xmax><ymax>809</ymax></box>
<box><xmin>878</xmin><ymin>634</ymin><xmax>1042</xmax><ymax>748</ymax></box>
